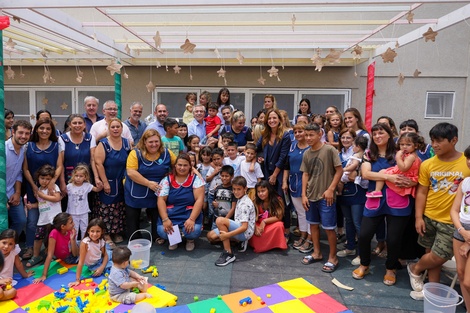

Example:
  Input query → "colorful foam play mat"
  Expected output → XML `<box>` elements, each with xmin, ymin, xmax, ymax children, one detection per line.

<box><xmin>1</xmin><ymin>260</ymin><xmax>351</xmax><ymax>313</ymax></box>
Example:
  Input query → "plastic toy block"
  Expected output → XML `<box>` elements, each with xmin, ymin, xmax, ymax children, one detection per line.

<box><xmin>266</xmin><ymin>293</ymin><xmax>271</xmax><ymax>298</ymax></box>
<box><xmin>57</xmin><ymin>267</ymin><xmax>69</xmax><ymax>275</ymax></box>
<box><xmin>217</xmin><ymin>295</ymin><xmax>222</xmax><ymax>300</ymax></box>
<box><xmin>130</xmin><ymin>259</ymin><xmax>142</xmax><ymax>269</ymax></box>
<box><xmin>141</xmin><ymin>265</ymin><xmax>156</xmax><ymax>274</ymax></box>
<box><xmin>152</xmin><ymin>268</ymin><xmax>159</xmax><ymax>277</ymax></box>
<box><xmin>54</xmin><ymin>291</ymin><xmax>66</xmax><ymax>299</ymax></box>
<box><xmin>37</xmin><ymin>300</ymin><xmax>52</xmax><ymax>310</ymax></box>
<box><xmin>56</xmin><ymin>305</ymin><xmax>69</xmax><ymax>313</ymax></box>
<box><xmin>5</xmin><ymin>283</ymin><xmax>12</xmax><ymax>290</ymax></box>
<box><xmin>84</xmin><ymin>278</ymin><xmax>93</xmax><ymax>283</ymax></box>
<box><xmin>155</xmin><ymin>283</ymin><xmax>166</xmax><ymax>290</ymax></box>
<box><xmin>193</xmin><ymin>296</ymin><xmax>199</xmax><ymax>302</ymax></box>
<box><xmin>210</xmin><ymin>309</ymin><xmax>216</xmax><ymax>313</ymax></box>
<box><xmin>239</xmin><ymin>296</ymin><xmax>252</xmax><ymax>306</ymax></box>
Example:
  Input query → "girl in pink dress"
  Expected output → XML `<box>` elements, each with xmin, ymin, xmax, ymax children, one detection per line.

<box><xmin>367</xmin><ymin>132</ymin><xmax>424</xmax><ymax>198</ymax></box>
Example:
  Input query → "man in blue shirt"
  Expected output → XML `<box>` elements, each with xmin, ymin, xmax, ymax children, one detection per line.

<box><xmin>82</xmin><ymin>96</ymin><xmax>104</xmax><ymax>132</ymax></box>
<box><xmin>123</xmin><ymin>102</ymin><xmax>146</xmax><ymax>144</ymax></box>
<box><xmin>6</xmin><ymin>120</ymin><xmax>32</xmax><ymax>235</ymax></box>
<box><xmin>145</xmin><ymin>104</ymin><xmax>168</xmax><ymax>137</ymax></box>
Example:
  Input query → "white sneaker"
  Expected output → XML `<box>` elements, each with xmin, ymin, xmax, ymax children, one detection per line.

<box><xmin>410</xmin><ymin>290</ymin><xmax>424</xmax><ymax>301</ymax></box>
<box><xmin>407</xmin><ymin>263</ymin><xmax>424</xmax><ymax>292</ymax></box>
<box><xmin>351</xmin><ymin>256</ymin><xmax>361</xmax><ymax>266</ymax></box>
<box><xmin>337</xmin><ymin>249</ymin><xmax>356</xmax><ymax>257</ymax></box>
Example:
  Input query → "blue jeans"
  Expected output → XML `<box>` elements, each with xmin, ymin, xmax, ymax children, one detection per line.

<box><xmin>341</xmin><ymin>204</ymin><xmax>363</xmax><ymax>250</ymax></box>
<box><xmin>157</xmin><ymin>223</ymin><xmax>202</xmax><ymax>240</ymax></box>
<box><xmin>207</xmin><ymin>193</ymin><xmax>215</xmax><ymax>223</ymax></box>
<box><xmin>8</xmin><ymin>201</ymin><xmax>26</xmax><ymax>238</ymax></box>
<box><xmin>26</xmin><ymin>208</ymin><xmax>39</xmax><ymax>248</ymax></box>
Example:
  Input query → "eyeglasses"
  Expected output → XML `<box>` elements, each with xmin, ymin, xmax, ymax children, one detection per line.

<box><xmin>105</xmin><ymin>108</ymin><xmax>118</xmax><ymax>111</ymax></box>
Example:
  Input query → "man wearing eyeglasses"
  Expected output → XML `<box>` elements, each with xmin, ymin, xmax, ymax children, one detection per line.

<box><xmin>89</xmin><ymin>100</ymin><xmax>134</xmax><ymax>145</ymax></box>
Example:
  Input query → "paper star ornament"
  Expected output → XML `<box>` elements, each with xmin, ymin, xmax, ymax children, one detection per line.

<box><xmin>19</xmin><ymin>69</ymin><xmax>25</xmax><ymax>78</ymax></box>
<box><xmin>267</xmin><ymin>66</ymin><xmax>280</xmax><ymax>79</ymax></box>
<box><xmin>156</xmin><ymin>61</ymin><xmax>161</xmax><ymax>68</ymax></box>
<box><xmin>125</xmin><ymin>44</ymin><xmax>131</xmax><ymax>55</ymax></box>
<box><xmin>106</xmin><ymin>60</ymin><xmax>122</xmax><ymax>75</ymax></box>
<box><xmin>123</xmin><ymin>72</ymin><xmax>129</xmax><ymax>79</ymax></box>
<box><xmin>76</xmin><ymin>75</ymin><xmax>82</xmax><ymax>83</ymax></box>
<box><xmin>43</xmin><ymin>69</ymin><xmax>51</xmax><ymax>84</ymax></box>
<box><xmin>42</xmin><ymin>98</ymin><xmax>49</xmax><ymax>105</ymax></box>
<box><xmin>406</xmin><ymin>11</ymin><xmax>414</xmax><ymax>23</ymax></box>
<box><xmin>153</xmin><ymin>31</ymin><xmax>162</xmax><ymax>50</ymax></box>
<box><xmin>146</xmin><ymin>81</ymin><xmax>156</xmax><ymax>93</ymax></box>
<box><xmin>30</xmin><ymin>114</ymin><xmax>36</xmax><ymax>120</ymax></box>
<box><xmin>40</xmin><ymin>49</ymin><xmax>48</xmax><ymax>58</ymax></box>
<box><xmin>13</xmin><ymin>16</ymin><xmax>21</xmax><ymax>23</ymax></box>
<box><xmin>217</xmin><ymin>67</ymin><xmax>226</xmax><ymax>78</ymax></box>
<box><xmin>61</xmin><ymin>102</ymin><xmax>68</xmax><ymax>110</ymax></box>
<box><xmin>398</xmin><ymin>73</ymin><xmax>405</xmax><ymax>86</ymax></box>
<box><xmin>214</xmin><ymin>49</ymin><xmax>221</xmax><ymax>59</ymax></box>
<box><xmin>257</xmin><ymin>76</ymin><xmax>266</xmax><ymax>85</ymax></box>
<box><xmin>6</xmin><ymin>66</ymin><xmax>15</xmax><ymax>79</ymax></box>
<box><xmin>381</xmin><ymin>48</ymin><xmax>397</xmax><ymax>63</ymax></box>
<box><xmin>236</xmin><ymin>51</ymin><xmax>244</xmax><ymax>65</ymax></box>
<box><xmin>310</xmin><ymin>53</ymin><xmax>321</xmax><ymax>64</ymax></box>
<box><xmin>314</xmin><ymin>59</ymin><xmax>324</xmax><ymax>72</ymax></box>
<box><xmin>6</xmin><ymin>38</ymin><xmax>16</xmax><ymax>49</ymax></box>
<box><xmin>351</xmin><ymin>45</ymin><xmax>363</xmax><ymax>60</ymax></box>
<box><xmin>180</xmin><ymin>39</ymin><xmax>196</xmax><ymax>54</ymax></box>
<box><xmin>173</xmin><ymin>65</ymin><xmax>181</xmax><ymax>74</ymax></box>
<box><xmin>423</xmin><ymin>27</ymin><xmax>438</xmax><ymax>42</ymax></box>
<box><xmin>326</xmin><ymin>49</ymin><xmax>341</xmax><ymax>64</ymax></box>
<box><xmin>413</xmin><ymin>69</ymin><xmax>422</xmax><ymax>77</ymax></box>
<box><xmin>291</xmin><ymin>14</ymin><xmax>296</xmax><ymax>31</ymax></box>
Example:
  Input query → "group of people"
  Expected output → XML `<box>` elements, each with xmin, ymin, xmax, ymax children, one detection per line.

<box><xmin>3</xmin><ymin>88</ymin><xmax>470</xmax><ymax>308</ymax></box>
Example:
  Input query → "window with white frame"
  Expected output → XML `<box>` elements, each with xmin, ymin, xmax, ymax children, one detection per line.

<box><xmin>425</xmin><ymin>92</ymin><xmax>454</xmax><ymax>119</ymax></box>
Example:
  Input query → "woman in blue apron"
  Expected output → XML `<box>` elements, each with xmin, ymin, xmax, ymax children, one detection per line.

<box><xmin>124</xmin><ymin>129</ymin><xmax>176</xmax><ymax>241</ymax></box>
<box><xmin>157</xmin><ymin>154</ymin><xmax>204</xmax><ymax>251</ymax></box>
<box><xmin>94</xmin><ymin>118</ymin><xmax>131</xmax><ymax>247</ymax></box>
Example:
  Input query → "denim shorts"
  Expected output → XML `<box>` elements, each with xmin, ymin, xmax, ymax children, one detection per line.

<box><xmin>453</xmin><ymin>222</ymin><xmax>470</xmax><ymax>242</ymax></box>
<box><xmin>305</xmin><ymin>199</ymin><xmax>337</xmax><ymax>230</ymax></box>
<box><xmin>212</xmin><ymin>219</ymin><xmax>247</xmax><ymax>242</ymax></box>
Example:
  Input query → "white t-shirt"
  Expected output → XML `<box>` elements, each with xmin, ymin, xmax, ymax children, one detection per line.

<box><xmin>67</xmin><ymin>182</ymin><xmax>94</xmax><ymax>215</ymax></box>
<box><xmin>223</xmin><ymin>155</ymin><xmax>246</xmax><ymax>177</ymax></box>
<box><xmin>0</xmin><ymin>244</ymin><xmax>21</xmax><ymax>280</ymax></box>
<box><xmin>459</xmin><ymin>177</ymin><xmax>470</xmax><ymax>224</ymax></box>
<box><xmin>239</xmin><ymin>160</ymin><xmax>264</xmax><ymax>188</ymax></box>
<box><xmin>207</xmin><ymin>166</ymin><xmax>222</xmax><ymax>195</ymax></box>
<box><xmin>82</xmin><ymin>237</ymin><xmax>105</xmax><ymax>266</ymax></box>
<box><xmin>37</xmin><ymin>185</ymin><xmax>62</xmax><ymax>226</ymax></box>
<box><xmin>235</xmin><ymin>195</ymin><xmax>256</xmax><ymax>240</ymax></box>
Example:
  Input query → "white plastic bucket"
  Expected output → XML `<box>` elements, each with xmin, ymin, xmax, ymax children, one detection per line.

<box><xmin>423</xmin><ymin>282</ymin><xmax>463</xmax><ymax>313</ymax></box>
<box><xmin>128</xmin><ymin>229</ymin><xmax>152</xmax><ymax>269</ymax></box>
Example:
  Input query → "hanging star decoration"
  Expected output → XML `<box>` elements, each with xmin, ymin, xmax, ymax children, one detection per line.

<box><xmin>6</xmin><ymin>38</ymin><xmax>16</xmax><ymax>50</ymax></box>
<box><xmin>153</xmin><ymin>31</ymin><xmax>163</xmax><ymax>52</ymax></box>
<box><xmin>42</xmin><ymin>98</ymin><xmax>49</xmax><ymax>105</ymax></box>
<box><xmin>106</xmin><ymin>60</ymin><xmax>122</xmax><ymax>75</ymax></box>
<box><xmin>30</xmin><ymin>114</ymin><xmax>36</xmax><ymax>120</ymax></box>
<box><xmin>217</xmin><ymin>67</ymin><xmax>226</xmax><ymax>78</ymax></box>
<box><xmin>291</xmin><ymin>14</ymin><xmax>296</xmax><ymax>31</ymax></box>
<box><xmin>257</xmin><ymin>76</ymin><xmax>266</xmax><ymax>85</ymax></box>
<box><xmin>146</xmin><ymin>81</ymin><xmax>156</xmax><ymax>93</ymax></box>
<box><xmin>381</xmin><ymin>48</ymin><xmax>397</xmax><ymax>63</ymax></box>
<box><xmin>19</xmin><ymin>67</ymin><xmax>25</xmax><ymax>78</ymax></box>
<box><xmin>43</xmin><ymin>68</ymin><xmax>51</xmax><ymax>84</ymax></box>
<box><xmin>60</xmin><ymin>102</ymin><xmax>68</xmax><ymax>110</ymax></box>
<box><xmin>326</xmin><ymin>49</ymin><xmax>342</xmax><ymax>64</ymax></box>
<box><xmin>13</xmin><ymin>16</ymin><xmax>21</xmax><ymax>23</ymax></box>
<box><xmin>156</xmin><ymin>61</ymin><xmax>162</xmax><ymax>68</ymax></box>
<box><xmin>423</xmin><ymin>27</ymin><xmax>438</xmax><ymax>42</ymax></box>
<box><xmin>125</xmin><ymin>44</ymin><xmax>131</xmax><ymax>55</ymax></box>
<box><xmin>267</xmin><ymin>66</ymin><xmax>280</xmax><ymax>81</ymax></box>
<box><xmin>166</xmin><ymin>65</ymin><xmax>169</xmax><ymax>72</ymax></box>
<box><xmin>236</xmin><ymin>51</ymin><xmax>245</xmax><ymax>65</ymax></box>
<box><xmin>180</xmin><ymin>39</ymin><xmax>196</xmax><ymax>54</ymax></box>
<box><xmin>41</xmin><ymin>49</ymin><xmax>48</xmax><ymax>58</ymax></box>
<box><xmin>6</xmin><ymin>66</ymin><xmax>15</xmax><ymax>79</ymax></box>
<box><xmin>413</xmin><ymin>69</ymin><xmax>422</xmax><ymax>77</ymax></box>
<box><xmin>398</xmin><ymin>73</ymin><xmax>405</xmax><ymax>86</ymax></box>
<box><xmin>122</xmin><ymin>68</ymin><xmax>129</xmax><ymax>79</ymax></box>
<box><xmin>214</xmin><ymin>49</ymin><xmax>221</xmax><ymax>59</ymax></box>
<box><xmin>76</xmin><ymin>75</ymin><xmax>82</xmax><ymax>83</ymax></box>
<box><xmin>351</xmin><ymin>45</ymin><xmax>363</xmax><ymax>60</ymax></box>
<box><xmin>314</xmin><ymin>60</ymin><xmax>324</xmax><ymax>72</ymax></box>
<box><xmin>173</xmin><ymin>65</ymin><xmax>181</xmax><ymax>74</ymax></box>
<box><xmin>406</xmin><ymin>11</ymin><xmax>414</xmax><ymax>24</ymax></box>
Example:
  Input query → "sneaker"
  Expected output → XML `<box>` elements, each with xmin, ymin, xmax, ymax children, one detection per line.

<box><xmin>185</xmin><ymin>240</ymin><xmax>195</xmax><ymax>252</ymax></box>
<box><xmin>215</xmin><ymin>250</ymin><xmax>236</xmax><ymax>266</ymax></box>
<box><xmin>238</xmin><ymin>241</ymin><xmax>248</xmax><ymax>253</ymax></box>
<box><xmin>336</xmin><ymin>233</ymin><xmax>346</xmax><ymax>243</ymax></box>
<box><xmin>337</xmin><ymin>249</ymin><xmax>356</xmax><ymax>257</ymax></box>
<box><xmin>407</xmin><ymin>263</ymin><xmax>424</xmax><ymax>292</ymax></box>
<box><xmin>351</xmin><ymin>256</ymin><xmax>361</xmax><ymax>266</ymax></box>
<box><xmin>410</xmin><ymin>290</ymin><xmax>424</xmax><ymax>301</ymax></box>
<box><xmin>169</xmin><ymin>244</ymin><xmax>178</xmax><ymax>250</ymax></box>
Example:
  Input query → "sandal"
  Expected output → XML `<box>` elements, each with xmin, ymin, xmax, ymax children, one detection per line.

<box><xmin>284</xmin><ymin>233</ymin><xmax>290</xmax><ymax>244</ymax></box>
<box><xmin>298</xmin><ymin>240</ymin><xmax>314</xmax><ymax>254</ymax></box>
<box><xmin>113</xmin><ymin>234</ymin><xmax>124</xmax><ymax>243</ymax></box>
<box><xmin>156</xmin><ymin>237</ymin><xmax>165</xmax><ymax>245</ymax></box>
<box><xmin>293</xmin><ymin>237</ymin><xmax>306</xmax><ymax>250</ymax></box>
<box><xmin>301</xmin><ymin>254</ymin><xmax>323</xmax><ymax>265</ymax></box>
<box><xmin>22</xmin><ymin>247</ymin><xmax>33</xmax><ymax>260</ymax></box>
<box><xmin>26</xmin><ymin>255</ymin><xmax>43</xmax><ymax>268</ymax></box>
<box><xmin>383</xmin><ymin>269</ymin><xmax>397</xmax><ymax>286</ymax></box>
<box><xmin>322</xmin><ymin>261</ymin><xmax>339</xmax><ymax>273</ymax></box>
<box><xmin>352</xmin><ymin>266</ymin><xmax>370</xmax><ymax>280</ymax></box>
<box><xmin>372</xmin><ymin>242</ymin><xmax>386</xmax><ymax>256</ymax></box>
<box><xmin>292</xmin><ymin>227</ymin><xmax>301</xmax><ymax>237</ymax></box>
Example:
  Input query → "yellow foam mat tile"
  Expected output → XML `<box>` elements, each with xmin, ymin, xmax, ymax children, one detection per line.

<box><xmin>278</xmin><ymin>278</ymin><xmax>322</xmax><ymax>299</ymax></box>
<box><xmin>269</xmin><ymin>299</ymin><xmax>317</xmax><ymax>313</ymax></box>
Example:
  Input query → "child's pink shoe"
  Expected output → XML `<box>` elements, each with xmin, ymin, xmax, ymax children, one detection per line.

<box><xmin>366</xmin><ymin>191</ymin><xmax>383</xmax><ymax>198</ymax></box>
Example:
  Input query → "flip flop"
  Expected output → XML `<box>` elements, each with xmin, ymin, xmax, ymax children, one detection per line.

<box><xmin>322</xmin><ymin>261</ymin><xmax>339</xmax><ymax>273</ymax></box>
<box><xmin>26</xmin><ymin>256</ymin><xmax>43</xmax><ymax>268</ymax></box>
<box><xmin>301</xmin><ymin>255</ymin><xmax>323</xmax><ymax>265</ymax></box>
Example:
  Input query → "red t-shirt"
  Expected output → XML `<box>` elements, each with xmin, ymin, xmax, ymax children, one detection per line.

<box><xmin>204</xmin><ymin>115</ymin><xmax>222</xmax><ymax>135</ymax></box>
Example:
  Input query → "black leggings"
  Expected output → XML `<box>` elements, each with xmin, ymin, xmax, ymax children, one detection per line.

<box><xmin>359</xmin><ymin>214</ymin><xmax>410</xmax><ymax>270</ymax></box>
<box><xmin>125</xmin><ymin>204</ymin><xmax>158</xmax><ymax>240</ymax></box>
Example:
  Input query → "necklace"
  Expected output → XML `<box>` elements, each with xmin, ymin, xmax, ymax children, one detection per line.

<box><xmin>75</xmin><ymin>143</ymin><xmax>80</xmax><ymax>150</ymax></box>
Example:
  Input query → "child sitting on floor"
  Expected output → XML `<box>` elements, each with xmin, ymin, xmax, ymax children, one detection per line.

<box><xmin>207</xmin><ymin>176</ymin><xmax>256</xmax><ymax>266</ymax></box>
<box><xmin>108</xmin><ymin>246</ymin><xmax>151</xmax><ymax>304</ymax></box>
